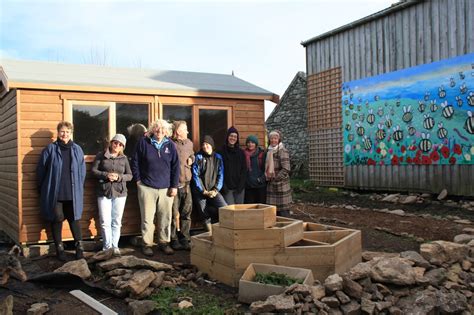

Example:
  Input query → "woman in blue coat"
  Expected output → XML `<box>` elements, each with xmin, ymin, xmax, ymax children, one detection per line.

<box><xmin>37</xmin><ymin>121</ymin><xmax>86</xmax><ymax>261</ymax></box>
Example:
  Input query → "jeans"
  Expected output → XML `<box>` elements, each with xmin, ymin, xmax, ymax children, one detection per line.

<box><xmin>98</xmin><ymin>196</ymin><xmax>127</xmax><ymax>250</ymax></box>
<box><xmin>137</xmin><ymin>183</ymin><xmax>173</xmax><ymax>246</ymax></box>
<box><xmin>222</xmin><ymin>189</ymin><xmax>245</xmax><ymax>205</ymax></box>
<box><xmin>192</xmin><ymin>188</ymin><xmax>227</xmax><ymax>224</ymax></box>
<box><xmin>171</xmin><ymin>184</ymin><xmax>192</xmax><ymax>242</ymax></box>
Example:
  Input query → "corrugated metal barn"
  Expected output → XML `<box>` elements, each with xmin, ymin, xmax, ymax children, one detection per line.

<box><xmin>302</xmin><ymin>0</ymin><xmax>474</xmax><ymax>195</ymax></box>
<box><xmin>0</xmin><ymin>59</ymin><xmax>278</xmax><ymax>244</ymax></box>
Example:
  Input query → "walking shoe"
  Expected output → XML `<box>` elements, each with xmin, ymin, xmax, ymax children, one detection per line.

<box><xmin>112</xmin><ymin>248</ymin><xmax>121</xmax><ymax>257</ymax></box>
<box><xmin>56</xmin><ymin>242</ymin><xmax>66</xmax><ymax>262</ymax></box>
<box><xmin>180</xmin><ymin>240</ymin><xmax>191</xmax><ymax>251</ymax></box>
<box><xmin>170</xmin><ymin>239</ymin><xmax>183</xmax><ymax>250</ymax></box>
<box><xmin>159</xmin><ymin>244</ymin><xmax>174</xmax><ymax>255</ymax></box>
<box><xmin>75</xmin><ymin>241</ymin><xmax>84</xmax><ymax>260</ymax></box>
<box><xmin>142</xmin><ymin>246</ymin><xmax>154</xmax><ymax>257</ymax></box>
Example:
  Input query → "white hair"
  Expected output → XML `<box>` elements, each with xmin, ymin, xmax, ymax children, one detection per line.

<box><xmin>148</xmin><ymin>119</ymin><xmax>172</xmax><ymax>137</ymax></box>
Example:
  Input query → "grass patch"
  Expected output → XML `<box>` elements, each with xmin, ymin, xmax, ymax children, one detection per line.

<box><xmin>151</xmin><ymin>287</ymin><xmax>238</xmax><ymax>315</ymax></box>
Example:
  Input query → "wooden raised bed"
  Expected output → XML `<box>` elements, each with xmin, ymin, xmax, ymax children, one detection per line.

<box><xmin>190</xmin><ymin>205</ymin><xmax>361</xmax><ymax>286</ymax></box>
<box><xmin>219</xmin><ymin>204</ymin><xmax>276</xmax><ymax>230</ymax></box>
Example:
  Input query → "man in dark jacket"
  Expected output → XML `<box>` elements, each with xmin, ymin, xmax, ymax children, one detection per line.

<box><xmin>131</xmin><ymin>119</ymin><xmax>180</xmax><ymax>256</ymax></box>
<box><xmin>170</xmin><ymin>121</ymin><xmax>194</xmax><ymax>250</ymax></box>
<box><xmin>192</xmin><ymin>135</ymin><xmax>227</xmax><ymax>233</ymax></box>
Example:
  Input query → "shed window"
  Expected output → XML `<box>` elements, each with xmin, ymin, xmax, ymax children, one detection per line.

<box><xmin>199</xmin><ymin>108</ymin><xmax>229</xmax><ymax>150</ymax></box>
<box><xmin>73</xmin><ymin>105</ymin><xmax>110</xmax><ymax>155</ymax></box>
<box><xmin>162</xmin><ymin>105</ymin><xmax>193</xmax><ymax>138</ymax></box>
<box><xmin>116</xmin><ymin>103</ymin><xmax>149</xmax><ymax>157</ymax></box>
<box><xmin>68</xmin><ymin>101</ymin><xmax>149</xmax><ymax>157</ymax></box>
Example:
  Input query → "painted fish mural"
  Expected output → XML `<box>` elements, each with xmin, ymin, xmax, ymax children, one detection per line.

<box><xmin>342</xmin><ymin>53</ymin><xmax>474</xmax><ymax>166</ymax></box>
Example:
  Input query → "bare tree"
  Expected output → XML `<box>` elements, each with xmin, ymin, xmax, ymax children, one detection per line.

<box><xmin>83</xmin><ymin>44</ymin><xmax>110</xmax><ymax>66</ymax></box>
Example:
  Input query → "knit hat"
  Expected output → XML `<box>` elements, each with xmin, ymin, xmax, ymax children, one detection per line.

<box><xmin>111</xmin><ymin>134</ymin><xmax>127</xmax><ymax>147</ymax></box>
<box><xmin>246</xmin><ymin>135</ymin><xmax>259</xmax><ymax>146</ymax></box>
<box><xmin>202</xmin><ymin>135</ymin><xmax>215</xmax><ymax>149</ymax></box>
<box><xmin>226</xmin><ymin>126</ymin><xmax>240</xmax><ymax>145</ymax></box>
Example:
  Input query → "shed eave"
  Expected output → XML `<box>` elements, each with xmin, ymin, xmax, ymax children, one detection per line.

<box><xmin>301</xmin><ymin>0</ymin><xmax>421</xmax><ymax>47</ymax></box>
<box><xmin>9</xmin><ymin>81</ymin><xmax>279</xmax><ymax>102</ymax></box>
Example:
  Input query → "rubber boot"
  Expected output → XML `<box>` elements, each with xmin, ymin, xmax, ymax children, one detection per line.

<box><xmin>56</xmin><ymin>242</ymin><xmax>66</xmax><ymax>262</ymax></box>
<box><xmin>75</xmin><ymin>241</ymin><xmax>84</xmax><ymax>260</ymax></box>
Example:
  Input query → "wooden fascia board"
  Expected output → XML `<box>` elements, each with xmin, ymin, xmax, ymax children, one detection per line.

<box><xmin>9</xmin><ymin>81</ymin><xmax>279</xmax><ymax>103</ymax></box>
<box><xmin>0</xmin><ymin>67</ymin><xmax>9</xmax><ymax>93</ymax></box>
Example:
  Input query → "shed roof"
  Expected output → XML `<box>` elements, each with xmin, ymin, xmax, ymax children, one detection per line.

<box><xmin>0</xmin><ymin>58</ymin><xmax>278</xmax><ymax>102</ymax></box>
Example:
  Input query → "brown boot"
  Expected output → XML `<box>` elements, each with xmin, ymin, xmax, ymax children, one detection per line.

<box><xmin>159</xmin><ymin>243</ymin><xmax>174</xmax><ymax>255</ymax></box>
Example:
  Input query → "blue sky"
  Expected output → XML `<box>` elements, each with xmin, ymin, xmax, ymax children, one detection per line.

<box><xmin>0</xmin><ymin>0</ymin><xmax>394</xmax><ymax>117</ymax></box>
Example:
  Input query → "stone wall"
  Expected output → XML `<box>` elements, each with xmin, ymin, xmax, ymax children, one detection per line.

<box><xmin>266</xmin><ymin>72</ymin><xmax>308</xmax><ymax>178</ymax></box>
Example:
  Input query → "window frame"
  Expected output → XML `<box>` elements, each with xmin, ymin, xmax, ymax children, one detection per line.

<box><xmin>65</xmin><ymin>100</ymin><xmax>151</xmax><ymax>161</ymax></box>
<box><xmin>161</xmin><ymin>103</ymin><xmax>233</xmax><ymax>151</ymax></box>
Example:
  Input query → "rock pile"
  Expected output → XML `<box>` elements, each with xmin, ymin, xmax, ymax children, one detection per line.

<box><xmin>249</xmin><ymin>240</ymin><xmax>473</xmax><ymax>314</ymax></box>
<box><xmin>54</xmin><ymin>250</ymin><xmax>207</xmax><ymax>314</ymax></box>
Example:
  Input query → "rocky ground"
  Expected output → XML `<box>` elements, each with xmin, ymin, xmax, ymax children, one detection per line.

<box><xmin>0</xmin><ymin>187</ymin><xmax>473</xmax><ymax>314</ymax></box>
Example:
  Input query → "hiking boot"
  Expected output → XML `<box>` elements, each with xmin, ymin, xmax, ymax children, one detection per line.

<box><xmin>170</xmin><ymin>239</ymin><xmax>183</xmax><ymax>250</ymax></box>
<box><xmin>56</xmin><ymin>242</ymin><xmax>66</xmax><ymax>262</ymax></box>
<box><xmin>180</xmin><ymin>240</ymin><xmax>191</xmax><ymax>251</ymax></box>
<box><xmin>75</xmin><ymin>241</ymin><xmax>84</xmax><ymax>260</ymax></box>
<box><xmin>142</xmin><ymin>246</ymin><xmax>154</xmax><ymax>257</ymax></box>
<box><xmin>159</xmin><ymin>243</ymin><xmax>174</xmax><ymax>255</ymax></box>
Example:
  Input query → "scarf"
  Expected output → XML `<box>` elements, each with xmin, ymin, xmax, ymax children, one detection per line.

<box><xmin>244</xmin><ymin>147</ymin><xmax>256</xmax><ymax>171</ymax></box>
<box><xmin>265</xmin><ymin>142</ymin><xmax>284</xmax><ymax>179</ymax></box>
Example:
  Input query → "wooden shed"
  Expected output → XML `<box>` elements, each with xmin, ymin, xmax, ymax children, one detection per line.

<box><xmin>302</xmin><ymin>0</ymin><xmax>474</xmax><ymax>195</ymax></box>
<box><xmin>0</xmin><ymin>58</ymin><xmax>278</xmax><ymax>244</ymax></box>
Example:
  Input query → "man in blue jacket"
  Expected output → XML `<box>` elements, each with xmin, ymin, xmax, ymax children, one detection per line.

<box><xmin>192</xmin><ymin>135</ymin><xmax>227</xmax><ymax>234</ymax></box>
<box><xmin>131</xmin><ymin>119</ymin><xmax>180</xmax><ymax>256</ymax></box>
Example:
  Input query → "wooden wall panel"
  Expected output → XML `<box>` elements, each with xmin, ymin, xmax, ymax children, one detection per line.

<box><xmin>18</xmin><ymin>89</ymin><xmax>266</xmax><ymax>243</ymax></box>
<box><xmin>0</xmin><ymin>89</ymin><xmax>19</xmax><ymax>243</ymax></box>
<box><xmin>305</xmin><ymin>0</ymin><xmax>474</xmax><ymax>195</ymax></box>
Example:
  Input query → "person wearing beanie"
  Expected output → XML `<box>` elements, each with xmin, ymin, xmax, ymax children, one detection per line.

<box><xmin>169</xmin><ymin>121</ymin><xmax>195</xmax><ymax>251</ymax></box>
<box><xmin>192</xmin><ymin>135</ymin><xmax>227</xmax><ymax>233</ymax></box>
<box><xmin>91</xmin><ymin>134</ymin><xmax>133</xmax><ymax>256</ymax></box>
<box><xmin>218</xmin><ymin>126</ymin><xmax>246</xmax><ymax>205</ymax></box>
<box><xmin>36</xmin><ymin>121</ymin><xmax>86</xmax><ymax>261</ymax></box>
<box><xmin>131</xmin><ymin>119</ymin><xmax>180</xmax><ymax>256</ymax></box>
<box><xmin>244</xmin><ymin>135</ymin><xmax>267</xmax><ymax>204</ymax></box>
<box><xmin>266</xmin><ymin>130</ymin><xmax>292</xmax><ymax>217</ymax></box>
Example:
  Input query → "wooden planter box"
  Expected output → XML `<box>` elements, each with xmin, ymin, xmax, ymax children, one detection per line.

<box><xmin>219</xmin><ymin>204</ymin><xmax>277</xmax><ymax>230</ymax></box>
<box><xmin>191</xmin><ymin>233</ymin><xmax>280</xmax><ymax>270</ymax></box>
<box><xmin>238</xmin><ymin>263</ymin><xmax>314</xmax><ymax>304</ymax></box>
<box><xmin>212</xmin><ymin>219</ymin><xmax>303</xmax><ymax>249</ymax></box>
<box><xmin>274</xmin><ymin>228</ymin><xmax>362</xmax><ymax>281</ymax></box>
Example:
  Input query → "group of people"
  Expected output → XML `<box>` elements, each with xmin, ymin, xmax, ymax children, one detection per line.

<box><xmin>37</xmin><ymin>120</ymin><xmax>292</xmax><ymax>260</ymax></box>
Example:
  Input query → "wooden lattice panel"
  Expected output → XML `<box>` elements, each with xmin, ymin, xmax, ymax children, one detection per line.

<box><xmin>307</xmin><ymin>67</ymin><xmax>342</xmax><ymax>131</ymax></box>
<box><xmin>307</xmin><ymin>67</ymin><xmax>344</xmax><ymax>186</ymax></box>
<box><xmin>309</xmin><ymin>128</ymin><xmax>344</xmax><ymax>186</ymax></box>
